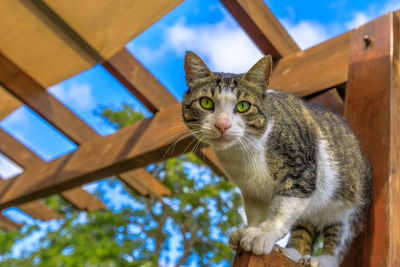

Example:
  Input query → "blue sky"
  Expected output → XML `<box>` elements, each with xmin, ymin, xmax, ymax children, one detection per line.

<box><xmin>1</xmin><ymin>0</ymin><xmax>399</xmax><ymax>264</ymax></box>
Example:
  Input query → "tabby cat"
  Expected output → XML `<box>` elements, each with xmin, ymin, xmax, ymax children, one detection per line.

<box><xmin>181</xmin><ymin>51</ymin><xmax>371</xmax><ymax>267</ymax></box>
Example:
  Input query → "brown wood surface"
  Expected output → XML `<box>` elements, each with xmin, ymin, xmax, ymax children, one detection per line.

<box><xmin>0</xmin><ymin>104</ymin><xmax>189</xmax><ymax>209</ymax></box>
<box><xmin>270</xmin><ymin>31</ymin><xmax>351</xmax><ymax>97</ymax></box>
<box><xmin>233</xmin><ymin>248</ymin><xmax>300</xmax><ymax>267</ymax></box>
<box><xmin>343</xmin><ymin>12</ymin><xmax>400</xmax><ymax>266</ymax></box>
<box><xmin>103</xmin><ymin>48</ymin><xmax>179</xmax><ymax>113</ymax></box>
<box><xmin>0</xmin><ymin>51</ymin><xmax>170</xmax><ymax>199</ymax></box>
<box><xmin>0</xmin><ymin>86</ymin><xmax>21</xmax><ymax>121</ymax></box>
<box><xmin>220</xmin><ymin>0</ymin><xmax>300</xmax><ymax>59</ymax></box>
<box><xmin>0</xmin><ymin>214</ymin><xmax>21</xmax><ymax>231</ymax></box>
<box><xmin>306</xmin><ymin>88</ymin><xmax>345</xmax><ymax>116</ymax></box>
<box><xmin>0</xmin><ymin>129</ymin><xmax>105</xmax><ymax>211</ymax></box>
<box><xmin>0</xmin><ymin>178</ymin><xmax>60</xmax><ymax>221</ymax></box>
<box><xmin>43</xmin><ymin>0</ymin><xmax>184</xmax><ymax>59</ymax></box>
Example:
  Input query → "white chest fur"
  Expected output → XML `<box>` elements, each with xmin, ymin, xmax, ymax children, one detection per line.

<box><xmin>213</xmin><ymin>121</ymin><xmax>275</xmax><ymax>202</ymax></box>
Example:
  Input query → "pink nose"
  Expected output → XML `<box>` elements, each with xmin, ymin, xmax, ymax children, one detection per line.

<box><xmin>214</xmin><ymin>115</ymin><xmax>232</xmax><ymax>135</ymax></box>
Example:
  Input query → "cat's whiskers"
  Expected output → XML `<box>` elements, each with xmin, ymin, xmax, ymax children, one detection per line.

<box><xmin>162</xmin><ymin>130</ymin><xmax>202</xmax><ymax>161</ymax></box>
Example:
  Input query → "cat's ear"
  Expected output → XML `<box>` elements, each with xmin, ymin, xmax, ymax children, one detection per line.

<box><xmin>184</xmin><ymin>51</ymin><xmax>213</xmax><ymax>86</ymax></box>
<box><xmin>242</xmin><ymin>55</ymin><xmax>273</xmax><ymax>90</ymax></box>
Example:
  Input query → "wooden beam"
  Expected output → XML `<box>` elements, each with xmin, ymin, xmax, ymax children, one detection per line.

<box><xmin>0</xmin><ymin>104</ymin><xmax>190</xmax><ymax>209</ymax></box>
<box><xmin>0</xmin><ymin>51</ymin><xmax>170</xmax><ymax>198</ymax></box>
<box><xmin>343</xmin><ymin>12</ymin><xmax>400</xmax><ymax>266</ymax></box>
<box><xmin>220</xmin><ymin>0</ymin><xmax>300</xmax><ymax>59</ymax></box>
<box><xmin>0</xmin><ymin>214</ymin><xmax>21</xmax><ymax>231</ymax></box>
<box><xmin>269</xmin><ymin>31</ymin><xmax>351</xmax><ymax>97</ymax></box>
<box><xmin>0</xmin><ymin>86</ymin><xmax>21</xmax><ymax>121</ymax></box>
<box><xmin>103</xmin><ymin>48</ymin><xmax>179</xmax><ymax>113</ymax></box>
<box><xmin>0</xmin><ymin>178</ymin><xmax>60</xmax><ymax>221</ymax></box>
<box><xmin>232</xmin><ymin>248</ymin><xmax>299</xmax><ymax>267</ymax></box>
<box><xmin>306</xmin><ymin>88</ymin><xmax>345</xmax><ymax>116</ymax></box>
<box><xmin>0</xmin><ymin>128</ymin><xmax>105</xmax><ymax>211</ymax></box>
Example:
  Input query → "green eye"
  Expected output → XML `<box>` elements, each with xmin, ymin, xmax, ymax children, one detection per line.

<box><xmin>236</xmin><ymin>101</ymin><xmax>250</xmax><ymax>113</ymax></box>
<box><xmin>200</xmin><ymin>97</ymin><xmax>214</xmax><ymax>110</ymax></box>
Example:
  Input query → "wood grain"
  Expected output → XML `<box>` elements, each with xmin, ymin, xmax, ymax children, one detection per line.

<box><xmin>220</xmin><ymin>0</ymin><xmax>300</xmax><ymax>59</ymax></box>
<box><xmin>0</xmin><ymin>51</ymin><xmax>170</xmax><ymax>198</ymax></box>
<box><xmin>0</xmin><ymin>104</ymin><xmax>189</xmax><ymax>209</ymax></box>
<box><xmin>0</xmin><ymin>86</ymin><xmax>21</xmax><ymax>121</ymax></box>
<box><xmin>0</xmin><ymin>129</ymin><xmax>105</xmax><ymax>211</ymax></box>
<box><xmin>233</xmin><ymin>248</ymin><xmax>300</xmax><ymax>267</ymax></box>
<box><xmin>103</xmin><ymin>48</ymin><xmax>179</xmax><ymax>113</ymax></box>
<box><xmin>270</xmin><ymin>31</ymin><xmax>351</xmax><ymax>97</ymax></box>
<box><xmin>343</xmin><ymin>12</ymin><xmax>400</xmax><ymax>266</ymax></box>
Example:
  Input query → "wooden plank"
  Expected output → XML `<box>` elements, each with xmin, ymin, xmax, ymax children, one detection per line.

<box><xmin>0</xmin><ymin>129</ymin><xmax>105</xmax><ymax>211</ymax></box>
<box><xmin>121</xmin><ymin>169</ymin><xmax>171</xmax><ymax>197</ymax></box>
<box><xmin>0</xmin><ymin>214</ymin><xmax>21</xmax><ymax>231</ymax></box>
<box><xmin>0</xmin><ymin>104</ymin><xmax>191</xmax><ymax>209</ymax></box>
<box><xmin>0</xmin><ymin>51</ymin><xmax>169</xmax><ymax>198</ymax></box>
<box><xmin>0</xmin><ymin>0</ymin><xmax>93</xmax><ymax>88</ymax></box>
<box><xmin>0</xmin><ymin>86</ymin><xmax>21</xmax><ymax>121</ymax></box>
<box><xmin>343</xmin><ymin>12</ymin><xmax>400</xmax><ymax>266</ymax></box>
<box><xmin>103</xmin><ymin>48</ymin><xmax>179</xmax><ymax>112</ymax></box>
<box><xmin>269</xmin><ymin>31</ymin><xmax>351</xmax><ymax>97</ymax></box>
<box><xmin>306</xmin><ymin>88</ymin><xmax>345</xmax><ymax>116</ymax></box>
<box><xmin>0</xmin><ymin>51</ymin><xmax>98</xmax><ymax>144</ymax></box>
<box><xmin>18</xmin><ymin>200</ymin><xmax>62</xmax><ymax>221</ymax></box>
<box><xmin>43</xmin><ymin>0</ymin><xmax>184</xmax><ymax>59</ymax></box>
<box><xmin>233</xmin><ymin>248</ymin><xmax>299</xmax><ymax>267</ymax></box>
<box><xmin>220</xmin><ymin>0</ymin><xmax>300</xmax><ymax>59</ymax></box>
<box><xmin>0</xmin><ymin>178</ymin><xmax>60</xmax><ymax>221</ymax></box>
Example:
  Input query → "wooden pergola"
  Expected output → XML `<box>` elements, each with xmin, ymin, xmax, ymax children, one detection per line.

<box><xmin>0</xmin><ymin>1</ymin><xmax>399</xmax><ymax>266</ymax></box>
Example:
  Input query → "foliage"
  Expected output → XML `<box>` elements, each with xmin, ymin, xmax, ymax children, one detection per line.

<box><xmin>0</xmin><ymin>104</ymin><xmax>242</xmax><ymax>266</ymax></box>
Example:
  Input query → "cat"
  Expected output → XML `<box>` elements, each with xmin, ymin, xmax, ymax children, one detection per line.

<box><xmin>181</xmin><ymin>51</ymin><xmax>372</xmax><ymax>267</ymax></box>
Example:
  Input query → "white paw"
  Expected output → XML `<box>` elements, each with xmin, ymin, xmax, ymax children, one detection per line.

<box><xmin>240</xmin><ymin>227</ymin><xmax>276</xmax><ymax>255</ymax></box>
<box><xmin>300</xmin><ymin>255</ymin><xmax>338</xmax><ymax>267</ymax></box>
<box><xmin>229</xmin><ymin>228</ymin><xmax>245</xmax><ymax>251</ymax></box>
<box><xmin>300</xmin><ymin>255</ymin><xmax>321</xmax><ymax>267</ymax></box>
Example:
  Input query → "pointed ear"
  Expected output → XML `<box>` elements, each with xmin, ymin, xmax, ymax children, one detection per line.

<box><xmin>184</xmin><ymin>51</ymin><xmax>213</xmax><ymax>86</ymax></box>
<box><xmin>242</xmin><ymin>55</ymin><xmax>273</xmax><ymax>89</ymax></box>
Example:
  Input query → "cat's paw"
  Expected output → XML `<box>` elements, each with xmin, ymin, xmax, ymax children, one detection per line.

<box><xmin>300</xmin><ymin>255</ymin><xmax>321</xmax><ymax>267</ymax></box>
<box><xmin>299</xmin><ymin>255</ymin><xmax>338</xmax><ymax>267</ymax></box>
<box><xmin>229</xmin><ymin>228</ymin><xmax>245</xmax><ymax>251</ymax></box>
<box><xmin>240</xmin><ymin>227</ymin><xmax>276</xmax><ymax>255</ymax></box>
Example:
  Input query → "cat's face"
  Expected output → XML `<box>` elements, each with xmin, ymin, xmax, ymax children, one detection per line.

<box><xmin>182</xmin><ymin>52</ymin><xmax>273</xmax><ymax>150</ymax></box>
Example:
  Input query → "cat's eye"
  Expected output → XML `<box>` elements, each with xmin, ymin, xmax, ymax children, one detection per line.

<box><xmin>236</xmin><ymin>101</ymin><xmax>250</xmax><ymax>113</ymax></box>
<box><xmin>199</xmin><ymin>97</ymin><xmax>214</xmax><ymax>110</ymax></box>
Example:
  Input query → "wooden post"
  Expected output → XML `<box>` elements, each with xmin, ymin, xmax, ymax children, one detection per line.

<box><xmin>232</xmin><ymin>248</ymin><xmax>299</xmax><ymax>267</ymax></box>
<box><xmin>344</xmin><ymin>12</ymin><xmax>400</xmax><ymax>266</ymax></box>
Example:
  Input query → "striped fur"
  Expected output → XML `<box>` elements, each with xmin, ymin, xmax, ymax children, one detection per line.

<box><xmin>182</xmin><ymin>52</ymin><xmax>372</xmax><ymax>266</ymax></box>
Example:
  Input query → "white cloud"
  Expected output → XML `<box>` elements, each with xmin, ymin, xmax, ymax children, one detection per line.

<box><xmin>165</xmin><ymin>17</ymin><xmax>263</xmax><ymax>73</ymax></box>
<box><xmin>345</xmin><ymin>12</ymin><xmax>370</xmax><ymax>30</ymax></box>
<box><xmin>281</xmin><ymin>19</ymin><xmax>328</xmax><ymax>49</ymax></box>
<box><xmin>382</xmin><ymin>0</ymin><xmax>400</xmax><ymax>13</ymax></box>
<box><xmin>49</xmin><ymin>83</ymin><xmax>94</xmax><ymax>110</ymax></box>
<box><xmin>0</xmin><ymin>153</ymin><xmax>23</xmax><ymax>179</ymax></box>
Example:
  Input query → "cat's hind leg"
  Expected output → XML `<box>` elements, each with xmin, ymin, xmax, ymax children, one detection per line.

<box><xmin>300</xmin><ymin>222</ymin><xmax>348</xmax><ymax>267</ymax></box>
<box><xmin>276</xmin><ymin>221</ymin><xmax>317</xmax><ymax>262</ymax></box>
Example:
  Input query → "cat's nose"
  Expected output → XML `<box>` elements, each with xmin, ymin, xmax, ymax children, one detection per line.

<box><xmin>214</xmin><ymin>116</ymin><xmax>232</xmax><ymax>135</ymax></box>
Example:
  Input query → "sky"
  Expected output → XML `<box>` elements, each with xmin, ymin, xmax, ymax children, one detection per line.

<box><xmin>1</xmin><ymin>0</ymin><xmax>399</xmax><ymax>264</ymax></box>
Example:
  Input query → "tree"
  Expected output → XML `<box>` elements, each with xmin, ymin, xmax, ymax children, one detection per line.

<box><xmin>0</xmin><ymin>104</ymin><xmax>243</xmax><ymax>266</ymax></box>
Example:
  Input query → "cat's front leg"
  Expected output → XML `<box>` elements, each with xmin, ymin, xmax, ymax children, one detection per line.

<box><xmin>240</xmin><ymin>196</ymin><xmax>311</xmax><ymax>255</ymax></box>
